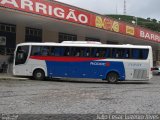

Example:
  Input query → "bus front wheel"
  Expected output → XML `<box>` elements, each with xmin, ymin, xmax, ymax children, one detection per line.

<box><xmin>107</xmin><ymin>72</ymin><xmax>118</xmax><ymax>83</ymax></box>
<box><xmin>33</xmin><ymin>69</ymin><xmax>45</xmax><ymax>80</ymax></box>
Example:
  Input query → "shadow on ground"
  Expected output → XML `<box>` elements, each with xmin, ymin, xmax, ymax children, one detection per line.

<box><xmin>38</xmin><ymin>78</ymin><xmax>151</xmax><ymax>85</ymax></box>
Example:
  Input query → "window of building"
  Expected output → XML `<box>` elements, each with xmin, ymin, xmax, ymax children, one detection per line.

<box><xmin>0</xmin><ymin>23</ymin><xmax>16</xmax><ymax>33</ymax></box>
<box><xmin>59</xmin><ymin>33</ymin><xmax>77</xmax><ymax>42</ymax></box>
<box><xmin>0</xmin><ymin>23</ymin><xmax>16</xmax><ymax>55</ymax></box>
<box><xmin>25</xmin><ymin>27</ymin><xmax>42</xmax><ymax>42</ymax></box>
<box><xmin>25</xmin><ymin>27</ymin><xmax>42</xmax><ymax>37</ymax></box>
<box><xmin>11</xmin><ymin>26</ymin><xmax>16</xmax><ymax>33</ymax></box>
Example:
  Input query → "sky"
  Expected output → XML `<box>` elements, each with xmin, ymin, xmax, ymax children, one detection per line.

<box><xmin>55</xmin><ymin>0</ymin><xmax>160</xmax><ymax>21</ymax></box>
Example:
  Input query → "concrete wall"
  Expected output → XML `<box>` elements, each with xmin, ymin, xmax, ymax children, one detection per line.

<box><xmin>16</xmin><ymin>24</ymin><xmax>25</xmax><ymax>44</ymax></box>
<box><xmin>0</xmin><ymin>55</ymin><xmax>9</xmax><ymax>63</ymax></box>
<box><xmin>42</xmin><ymin>30</ymin><xmax>58</xmax><ymax>42</ymax></box>
<box><xmin>77</xmin><ymin>35</ymin><xmax>85</xmax><ymax>41</ymax></box>
<box><xmin>16</xmin><ymin>25</ymin><xmax>86</xmax><ymax>43</ymax></box>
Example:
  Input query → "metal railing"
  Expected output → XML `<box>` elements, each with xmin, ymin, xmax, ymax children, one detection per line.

<box><xmin>0</xmin><ymin>47</ymin><xmax>14</xmax><ymax>74</ymax></box>
<box><xmin>0</xmin><ymin>47</ymin><xmax>15</xmax><ymax>56</ymax></box>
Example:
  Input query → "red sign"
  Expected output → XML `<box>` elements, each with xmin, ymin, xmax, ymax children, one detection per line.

<box><xmin>91</xmin><ymin>15</ymin><xmax>160</xmax><ymax>43</ymax></box>
<box><xmin>91</xmin><ymin>15</ymin><xmax>136</xmax><ymax>36</ymax></box>
<box><xmin>0</xmin><ymin>0</ymin><xmax>91</xmax><ymax>25</ymax></box>
<box><xmin>136</xmin><ymin>28</ymin><xmax>160</xmax><ymax>43</ymax></box>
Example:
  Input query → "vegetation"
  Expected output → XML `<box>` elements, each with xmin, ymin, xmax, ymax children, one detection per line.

<box><xmin>106</xmin><ymin>15</ymin><xmax>160</xmax><ymax>32</ymax></box>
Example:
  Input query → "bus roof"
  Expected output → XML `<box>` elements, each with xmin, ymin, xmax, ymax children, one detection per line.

<box><xmin>17</xmin><ymin>42</ymin><xmax>152</xmax><ymax>49</ymax></box>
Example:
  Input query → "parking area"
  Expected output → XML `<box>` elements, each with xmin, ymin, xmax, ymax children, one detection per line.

<box><xmin>0</xmin><ymin>76</ymin><xmax>160</xmax><ymax>114</ymax></box>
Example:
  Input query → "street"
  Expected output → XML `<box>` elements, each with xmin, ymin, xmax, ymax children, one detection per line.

<box><xmin>0</xmin><ymin>76</ymin><xmax>160</xmax><ymax>114</ymax></box>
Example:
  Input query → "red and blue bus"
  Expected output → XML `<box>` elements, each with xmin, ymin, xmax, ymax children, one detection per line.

<box><xmin>13</xmin><ymin>41</ymin><xmax>153</xmax><ymax>83</ymax></box>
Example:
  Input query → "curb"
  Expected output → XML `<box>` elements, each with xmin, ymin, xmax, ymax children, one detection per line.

<box><xmin>0</xmin><ymin>76</ymin><xmax>29</xmax><ymax>80</ymax></box>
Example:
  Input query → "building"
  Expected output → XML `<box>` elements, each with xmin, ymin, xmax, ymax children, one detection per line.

<box><xmin>0</xmin><ymin>0</ymin><xmax>160</xmax><ymax>66</ymax></box>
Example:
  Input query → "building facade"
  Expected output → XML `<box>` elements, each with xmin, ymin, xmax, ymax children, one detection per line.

<box><xmin>0</xmin><ymin>0</ymin><xmax>160</xmax><ymax>65</ymax></box>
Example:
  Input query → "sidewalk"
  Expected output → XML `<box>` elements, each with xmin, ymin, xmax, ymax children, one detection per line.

<box><xmin>0</xmin><ymin>73</ymin><xmax>29</xmax><ymax>80</ymax></box>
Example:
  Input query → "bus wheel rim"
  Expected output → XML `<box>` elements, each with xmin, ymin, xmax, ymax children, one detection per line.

<box><xmin>109</xmin><ymin>76</ymin><xmax>116</xmax><ymax>82</ymax></box>
<box><xmin>37</xmin><ymin>72</ymin><xmax>42</xmax><ymax>78</ymax></box>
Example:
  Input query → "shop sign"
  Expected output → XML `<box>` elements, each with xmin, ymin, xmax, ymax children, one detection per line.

<box><xmin>0</xmin><ymin>0</ymin><xmax>90</xmax><ymax>25</ymax></box>
<box><xmin>126</xmin><ymin>25</ymin><xmax>135</xmax><ymax>36</ymax></box>
<box><xmin>95</xmin><ymin>16</ymin><xmax>120</xmax><ymax>32</ymax></box>
<box><xmin>138</xmin><ymin>29</ymin><xmax>160</xmax><ymax>42</ymax></box>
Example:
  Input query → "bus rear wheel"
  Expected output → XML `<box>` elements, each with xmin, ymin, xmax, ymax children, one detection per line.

<box><xmin>107</xmin><ymin>72</ymin><xmax>118</xmax><ymax>83</ymax></box>
<box><xmin>33</xmin><ymin>69</ymin><xmax>45</xmax><ymax>80</ymax></box>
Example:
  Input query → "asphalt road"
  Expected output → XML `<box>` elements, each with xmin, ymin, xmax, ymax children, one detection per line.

<box><xmin>0</xmin><ymin>76</ymin><xmax>160</xmax><ymax>116</ymax></box>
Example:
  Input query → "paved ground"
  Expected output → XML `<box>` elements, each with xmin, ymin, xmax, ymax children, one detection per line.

<box><xmin>0</xmin><ymin>75</ymin><xmax>160</xmax><ymax>115</ymax></box>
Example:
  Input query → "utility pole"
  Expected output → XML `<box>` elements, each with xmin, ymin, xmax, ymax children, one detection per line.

<box><xmin>116</xmin><ymin>3</ymin><xmax>118</xmax><ymax>14</ymax></box>
<box><xmin>124</xmin><ymin>0</ymin><xmax>126</xmax><ymax>15</ymax></box>
<box><xmin>115</xmin><ymin>0</ymin><xmax>118</xmax><ymax>14</ymax></box>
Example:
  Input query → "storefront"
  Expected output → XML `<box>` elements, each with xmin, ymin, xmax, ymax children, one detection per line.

<box><xmin>0</xmin><ymin>0</ymin><xmax>160</xmax><ymax>65</ymax></box>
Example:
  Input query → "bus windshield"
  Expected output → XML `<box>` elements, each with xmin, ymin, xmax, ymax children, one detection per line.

<box><xmin>15</xmin><ymin>45</ymin><xmax>29</xmax><ymax>65</ymax></box>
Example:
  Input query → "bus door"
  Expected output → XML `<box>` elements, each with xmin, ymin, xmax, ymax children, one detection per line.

<box><xmin>14</xmin><ymin>45</ymin><xmax>30</xmax><ymax>75</ymax></box>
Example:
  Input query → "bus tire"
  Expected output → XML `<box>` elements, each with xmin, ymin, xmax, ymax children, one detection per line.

<box><xmin>107</xmin><ymin>72</ymin><xmax>118</xmax><ymax>83</ymax></box>
<box><xmin>33</xmin><ymin>69</ymin><xmax>45</xmax><ymax>80</ymax></box>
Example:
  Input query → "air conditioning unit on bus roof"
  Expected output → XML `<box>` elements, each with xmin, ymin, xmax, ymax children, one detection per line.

<box><xmin>44</xmin><ymin>42</ymin><xmax>56</xmax><ymax>43</ymax></box>
<box><xmin>61</xmin><ymin>41</ymin><xmax>102</xmax><ymax>44</ymax></box>
<box><xmin>123</xmin><ymin>44</ymin><xmax>133</xmax><ymax>45</ymax></box>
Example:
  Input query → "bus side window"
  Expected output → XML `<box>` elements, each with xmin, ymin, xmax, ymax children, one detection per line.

<box><xmin>41</xmin><ymin>47</ymin><xmax>50</xmax><ymax>56</ymax></box>
<box><xmin>95</xmin><ymin>49</ymin><xmax>100</xmax><ymax>57</ymax></box>
<box><xmin>72</xmin><ymin>47</ymin><xmax>81</xmax><ymax>57</ymax></box>
<box><xmin>112</xmin><ymin>48</ymin><xmax>118</xmax><ymax>58</ymax></box>
<box><xmin>76</xmin><ymin>48</ymin><xmax>81</xmax><ymax>56</ymax></box>
<box><xmin>105</xmin><ymin>48</ymin><xmax>110</xmax><ymax>58</ymax></box>
<box><xmin>50</xmin><ymin>47</ymin><xmax>55</xmax><ymax>56</ymax></box>
<box><xmin>132</xmin><ymin>49</ymin><xmax>140</xmax><ymax>59</ymax></box>
<box><xmin>54</xmin><ymin>47</ymin><xmax>61</xmax><ymax>56</ymax></box>
<box><xmin>99</xmin><ymin>49</ymin><xmax>106</xmax><ymax>58</ymax></box>
<box><xmin>91</xmin><ymin>48</ymin><xmax>98</xmax><ymax>57</ymax></box>
<box><xmin>120</xmin><ymin>49</ymin><xmax>127</xmax><ymax>59</ymax></box>
<box><xmin>31</xmin><ymin>46</ymin><xmax>41</xmax><ymax>56</ymax></box>
<box><xmin>141</xmin><ymin>49</ymin><xmax>149</xmax><ymax>59</ymax></box>
<box><xmin>60</xmin><ymin>47</ymin><xmax>65</xmax><ymax>56</ymax></box>
<box><xmin>80</xmin><ymin>48</ymin><xmax>85</xmax><ymax>57</ymax></box>
<box><xmin>64</xmin><ymin>47</ymin><xmax>70</xmax><ymax>56</ymax></box>
<box><xmin>84</xmin><ymin>48</ymin><xmax>90</xmax><ymax>57</ymax></box>
<box><xmin>123</xmin><ymin>49</ymin><xmax>130</xmax><ymax>58</ymax></box>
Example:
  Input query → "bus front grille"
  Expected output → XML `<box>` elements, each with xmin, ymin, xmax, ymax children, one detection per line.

<box><xmin>133</xmin><ymin>69</ymin><xmax>147</xmax><ymax>79</ymax></box>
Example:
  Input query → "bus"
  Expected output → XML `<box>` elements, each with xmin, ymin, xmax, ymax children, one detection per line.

<box><xmin>13</xmin><ymin>41</ymin><xmax>153</xmax><ymax>83</ymax></box>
